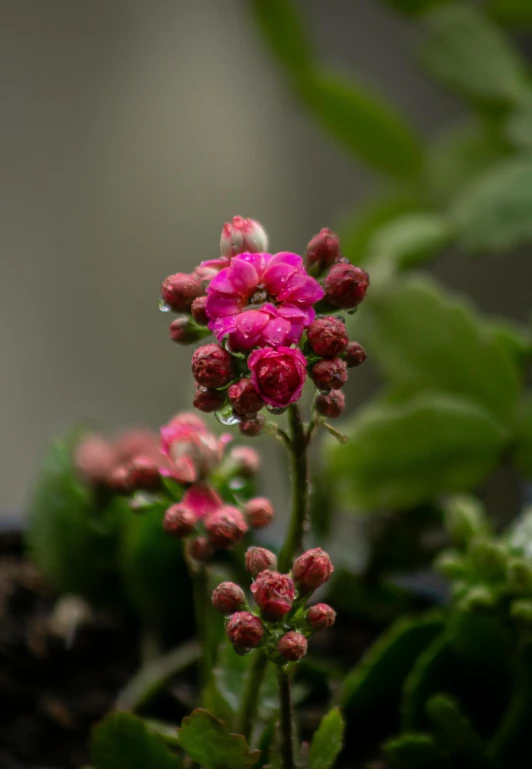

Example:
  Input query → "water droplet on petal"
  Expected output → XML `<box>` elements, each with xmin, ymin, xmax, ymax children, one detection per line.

<box><xmin>266</xmin><ymin>405</ymin><xmax>286</xmax><ymax>415</ymax></box>
<box><xmin>215</xmin><ymin>410</ymin><xmax>241</xmax><ymax>426</ymax></box>
<box><xmin>159</xmin><ymin>298</ymin><xmax>171</xmax><ymax>312</ymax></box>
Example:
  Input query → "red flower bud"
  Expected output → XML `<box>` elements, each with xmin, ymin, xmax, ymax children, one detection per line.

<box><xmin>204</xmin><ymin>505</ymin><xmax>248</xmax><ymax>548</ymax></box>
<box><xmin>244</xmin><ymin>498</ymin><xmax>274</xmax><ymax>529</ymax></box>
<box><xmin>324</xmin><ymin>264</ymin><xmax>369</xmax><ymax>309</ymax></box>
<box><xmin>127</xmin><ymin>456</ymin><xmax>162</xmax><ymax>492</ymax></box>
<box><xmin>75</xmin><ymin>435</ymin><xmax>117</xmax><ymax>485</ymax></box>
<box><xmin>306</xmin><ymin>603</ymin><xmax>336</xmax><ymax>631</ymax></box>
<box><xmin>305</xmin><ymin>228</ymin><xmax>341</xmax><ymax>274</ymax></box>
<box><xmin>344</xmin><ymin>341</ymin><xmax>367</xmax><ymax>368</ymax></box>
<box><xmin>311</xmin><ymin>358</ymin><xmax>348</xmax><ymax>392</ymax></box>
<box><xmin>307</xmin><ymin>317</ymin><xmax>348</xmax><ymax>358</ymax></box>
<box><xmin>248</xmin><ymin>347</ymin><xmax>307</xmax><ymax>408</ymax></box>
<box><xmin>228</xmin><ymin>378</ymin><xmax>264</xmax><ymax>417</ymax></box>
<box><xmin>251</xmin><ymin>571</ymin><xmax>295</xmax><ymax>621</ymax></box>
<box><xmin>278</xmin><ymin>631</ymin><xmax>308</xmax><ymax>661</ymax></box>
<box><xmin>212</xmin><ymin>581</ymin><xmax>246</xmax><ymax>615</ymax></box>
<box><xmin>229</xmin><ymin>446</ymin><xmax>261</xmax><ymax>476</ymax></box>
<box><xmin>169</xmin><ymin>317</ymin><xmax>205</xmax><ymax>345</ymax></box>
<box><xmin>314</xmin><ymin>390</ymin><xmax>345</xmax><ymax>419</ymax></box>
<box><xmin>106</xmin><ymin>465</ymin><xmax>132</xmax><ymax>495</ymax></box>
<box><xmin>226</xmin><ymin>611</ymin><xmax>265</xmax><ymax>652</ymax></box>
<box><xmin>239</xmin><ymin>416</ymin><xmax>265</xmax><ymax>437</ymax></box>
<box><xmin>292</xmin><ymin>548</ymin><xmax>334</xmax><ymax>594</ymax></box>
<box><xmin>161</xmin><ymin>273</ymin><xmax>204</xmax><ymax>313</ymax></box>
<box><xmin>191</xmin><ymin>296</ymin><xmax>209</xmax><ymax>326</ymax></box>
<box><xmin>191</xmin><ymin>344</ymin><xmax>233</xmax><ymax>388</ymax></box>
<box><xmin>245</xmin><ymin>547</ymin><xmax>277</xmax><ymax>578</ymax></box>
<box><xmin>186</xmin><ymin>536</ymin><xmax>214</xmax><ymax>563</ymax></box>
<box><xmin>163</xmin><ymin>504</ymin><xmax>197</xmax><ymax>537</ymax></box>
<box><xmin>220</xmin><ymin>216</ymin><xmax>268</xmax><ymax>258</ymax></box>
<box><xmin>193</xmin><ymin>384</ymin><xmax>227</xmax><ymax>413</ymax></box>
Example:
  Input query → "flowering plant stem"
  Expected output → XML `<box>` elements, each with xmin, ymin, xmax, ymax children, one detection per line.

<box><xmin>277</xmin><ymin>665</ymin><xmax>296</xmax><ymax>769</ymax></box>
<box><xmin>237</xmin><ymin>650</ymin><xmax>269</xmax><ymax>740</ymax></box>
<box><xmin>190</xmin><ymin>565</ymin><xmax>212</xmax><ymax>692</ymax></box>
<box><xmin>279</xmin><ymin>404</ymin><xmax>309</xmax><ymax>573</ymax></box>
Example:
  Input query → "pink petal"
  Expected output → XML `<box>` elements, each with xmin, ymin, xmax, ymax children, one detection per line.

<box><xmin>205</xmin><ymin>291</ymin><xmax>243</xmax><ymax>320</ymax></box>
<box><xmin>267</xmin><ymin>252</ymin><xmax>303</xmax><ymax>269</ymax></box>
<box><xmin>278</xmin><ymin>303</ymin><xmax>316</xmax><ymax>327</ymax></box>
<box><xmin>277</xmin><ymin>273</ymin><xmax>324</xmax><ymax>304</ymax></box>
<box><xmin>262</xmin><ymin>316</ymin><xmax>293</xmax><ymax>347</ymax></box>
<box><xmin>228</xmin><ymin>258</ymin><xmax>259</xmax><ymax>296</ymax></box>
<box><xmin>262</xmin><ymin>262</ymin><xmax>299</xmax><ymax>296</ymax></box>
<box><xmin>231</xmin><ymin>310</ymin><xmax>270</xmax><ymax>350</ymax></box>
<box><xmin>211</xmin><ymin>315</ymin><xmax>237</xmax><ymax>341</ymax></box>
<box><xmin>209</xmin><ymin>270</ymin><xmax>237</xmax><ymax>295</ymax></box>
<box><xmin>238</xmin><ymin>252</ymin><xmax>267</xmax><ymax>276</ymax></box>
<box><xmin>171</xmin><ymin>455</ymin><xmax>198</xmax><ymax>484</ymax></box>
<box><xmin>183</xmin><ymin>482</ymin><xmax>223</xmax><ymax>519</ymax></box>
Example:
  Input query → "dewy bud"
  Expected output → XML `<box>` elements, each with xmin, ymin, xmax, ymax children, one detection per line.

<box><xmin>239</xmin><ymin>415</ymin><xmax>265</xmax><ymax>437</ymax></box>
<box><xmin>127</xmin><ymin>456</ymin><xmax>162</xmax><ymax>492</ymax></box>
<box><xmin>169</xmin><ymin>317</ymin><xmax>204</xmax><ymax>345</ymax></box>
<box><xmin>220</xmin><ymin>216</ymin><xmax>268</xmax><ymax>258</ymax></box>
<box><xmin>212</xmin><ymin>581</ymin><xmax>246</xmax><ymax>615</ymax></box>
<box><xmin>311</xmin><ymin>358</ymin><xmax>348</xmax><ymax>392</ymax></box>
<box><xmin>191</xmin><ymin>344</ymin><xmax>233</xmax><ymax>388</ymax></box>
<box><xmin>305</xmin><ymin>228</ymin><xmax>341</xmax><ymax>274</ymax></box>
<box><xmin>186</xmin><ymin>536</ymin><xmax>214</xmax><ymax>563</ymax></box>
<box><xmin>191</xmin><ymin>296</ymin><xmax>209</xmax><ymax>326</ymax></box>
<box><xmin>193</xmin><ymin>384</ymin><xmax>227</xmax><ymax>413</ymax></box>
<box><xmin>228</xmin><ymin>378</ymin><xmax>264</xmax><ymax>417</ymax></box>
<box><xmin>245</xmin><ymin>547</ymin><xmax>277</xmax><ymax>578</ymax></box>
<box><xmin>344</xmin><ymin>341</ymin><xmax>367</xmax><ymax>368</ymax></box>
<box><xmin>251</xmin><ymin>571</ymin><xmax>295</xmax><ymax>621</ymax></box>
<box><xmin>163</xmin><ymin>503</ymin><xmax>197</xmax><ymax>537</ymax></box>
<box><xmin>324</xmin><ymin>264</ymin><xmax>369</xmax><ymax>309</ymax></box>
<box><xmin>307</xmin><ymin>316</ymin><xmax>348</xmax><ymax>358</ymax></box>
<box><xmin>292</xmin><ymin>548</ymin><xmax>334</xmax><ymax>594</ymax></box>
<box><xmin>226</xmin><ymin>611</ymin><xmax>265</xmax><ymax>652</ymax></box>
<box><xmin>161</xmin><ymin>273</ymin><xmax>204</xmax><ymax>313</ymax></box>
<box><xmin>244</xmin><ymin>497</ymin><xmax>274</xmax><ymax>529</ymax></box>
<box><xmin>306</xmin><ymin>603</ymin><xmax>336</xmax><ymax>631</ymax></box>
<box><xmin>204</xmin><ymin>505</ymin><xmax>249</xmax><ymax>548</ymax></box>
<box><xmin>278</xmin><ymin>631</ymin><xmax>308</xmax><ymax>661</ymax></box>
<box><xmin>229</xmin><ymin>446</ymin><xmax>261</xmax><ymax>476</ymax></box>
<box><xmin>314</xmin><ymin>390</ymin><xmax>345</xmax><ymax>419</ymax></box>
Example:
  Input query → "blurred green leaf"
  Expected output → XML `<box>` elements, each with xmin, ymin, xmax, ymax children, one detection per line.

<box><xmin>177</xmin><ymin>708</ymin><xmax>260</xmax><ymax>769</ymax></box>
<box><xmin>401</xmin><ymin>634</ymin><xmax>453</xmax><ymax>729</ymax></box>
<box><xmin>250</xmin><ymin>0</ymin><xmax>314</xmax><ymax>80</ymax></box>
<box><xmin>91</xmin><ymin>712</ymin><xmax>181</xmax><ymax>769</ymax></box>
<box><xmin>419</xmin><ymin>4</ymin><xmax>528</xmax><ymax>107</ymax></box>
<box><xmin>354</xmin><ymin>276</ymin><xmax>521</xmax><ymax>424</ymax></box>
<box><xmin>506</xmin><ymin>95</ymin><xmax>532</xmax><ymax>151</ymax></box>
<box><xmin>308</xmin><ymin>707</ymin><xmax>345</xmax><ymax>769</ymax></box>
<box><xmin>450</xmin><ymin>155</ymin><xmax>532</xmax><ymax>252</ymax></box>
<box><xmin>487</xmin><ymin>318</ymin><xmax>532</xmax><ymax>369</ymax></box>
<box><xmin>513</xmin><ymin>395</ymin><xmax>532</xmax><ymax>478</ymax></box>
<box><xmin>487</xmin><ymin>0</ymin><xmax>532</xmax><ymax>28</ymax></box>
<box><xmin>327</xmin><ymin>394</ymin><xmax>506</xmax><ymax>512</ymax></box>
<box><xmin>426</xmin><ymin>694</ymin><xmax>494</xmax><ymax>767</ymax></box>
<box><xmin>383</xmin><ymin>732</ymin><xmax>444</xmax><ymax>769</ymax></box>
<box><xmin>380</xmin><ymin>0</ymin><xmax>448</xmax><ymax>16</ymax></box>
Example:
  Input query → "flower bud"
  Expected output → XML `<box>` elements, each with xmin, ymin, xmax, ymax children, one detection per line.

<box><xmin>212</xmin><ymin>581</ymin><xmax>246</xmax><ymax>615</ymax></box>
<box><xmin>75</xmin><ymin>435</ymin><xmax>117</xmax><ymax>485</ymax></box>
<box><xmin>311</xmin><ymin>358</ymin><xmax>348</xmax><ymax>392</ymax></box>
<box><xmin>106</xmin><ymin>465</ymin><xmax>132</xmax><ymax>495</ymax></box>
<box><xmin>228</xmin><ymin>378</ymin><xmax>264</xmax><ymax>417</ymax></box>
<box><xmin>191</xmin><ymin>296</ymin><xmax>209</xmax><ymax>326</ymax></box>
<box><xmin>186</xmin><ymin>536</ymin><xmax>214</xmax><ymax>563</ymax></box>
<box><xmin>314</xmin><ymin>390</ymin><xmax>345</xmax><ymax>419</ymax></box>
<box><xmin>248</xmin><ymin>347</ymin><xmax>307</xmax><ymax>408</ymax></box>
<box><xmin>193</xmin><ymin>384</ymin><xmax>226</xmax><ymax>413</ymax></box>
<box><xmin>244</xmin><ymin>498</ymin><xmax>274</xmax><ymax>529</ymax></box>
<box><xmin>305</xmin><ymin>228</ymin><xmax>341</xmax><ymax>274</ymax></box>
<box><xmin>245</xmin><ymin>547</ymin><xmax>277</xmax><ymax>578</ymax></box>
<box><xmin>292</xmin><ymin>548</ymin><xmax>334</xmax><ymax>594</ymax></box>
<box><xmin>307</xmin><ymin>317</ymin><xmax>348</xmax><ymax>358</ymax></box>
<box><xmin>229</xmin><ymin>446</ymin><xmax>261</xmax><ymax>476</ymax></box>
<box><xmin>205</xmin><ymin>505</ymin><xmax>248</xmax><ymax>548</ymax></box>
<box><xmin>191</xmin><ymin>344</ymin><xmax>233</xmax><ymax>388</ymax></box>
<box><xmin>220</xmin><ymin>216</ymin><xmax>268</xmax><ymax>258</ymax></box>
<box><xmin>278</xmin><ymin>631</ymin><xmax>308</xmax><ymax>661</ymax></box>
<box><xmin>127</xmin><ymin>456</ymin><xmax>162</xmax><ymax>492</ymax></box>
<box><xmin>161</xmin><ymin>273</ymin><xmax>204</xmax><ymax>313</ymax></box>
<box><xmin>344</xmin><ymin>341</ymin><xmax>367</xmax><ymax>368</ymax></box>
<box><xmin>239</xmin><ymin>416</ymin><xmax>265</xmax><ymax>437</ymax></box>
<box><xmin>163</xmin><ymin>503</ymin><xmax>197</xmax><ymax>537</ymax></box>
<box><xmin>306</xmin><ymin>603</ymin><xmax>336</xmax><ymax>631</ymax></box>
<box><xmin>226</xmin><ymin>611</ymin><xmax>265</xmax><ymax>652</ymax></box>
<box><xmin>324</xmin><ymin>264</ymin><xmax>369</xmax><ymax>309</ymax></box>
<box><xmin>169</xmin><ymin>317</ymin><xmax>207</xmax><ymax>345</ymax></box>
<box><xmin>251</xmin><ymin>571</ymin><xmax>295</xmax><ymax>621</ymax></box>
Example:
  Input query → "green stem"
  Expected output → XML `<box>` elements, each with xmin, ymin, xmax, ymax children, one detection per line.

<box><xmin>278</xmin><ymin>404</ymin><xmax>309</xmax><ymax>573</ymax></box>
<box><xmin>191</xmin><ymin>565</ymin><xmax>211</xmax><ymax>691</ymax></box>
<box><xmin>237</xmin><ymin>651</ymin><xmax>269</xmax><ymax>741</ymax></box>
<box><xmin>277</xmin><ymin>666</ymin><xmax>296</xmax><ymax>769</ymax></box>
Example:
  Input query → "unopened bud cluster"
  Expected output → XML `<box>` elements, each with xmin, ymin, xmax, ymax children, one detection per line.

<box><xmin>160</xmin><ymin>217</ymin><xmax>369</xmax><ymax>431</ymax></box>
<box><xmin>211</xmin><ymin>547</ymin><xmax>336</xmax><ymax>661</ymax></box>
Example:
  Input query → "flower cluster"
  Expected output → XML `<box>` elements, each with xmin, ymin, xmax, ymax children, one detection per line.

<box><xmin>211</xmin><ymin>547</ymin><xmax>336</xmax><ymax>662</ymax></box>
<box><xmin>161</xmin><ymin>217</ymin><xmax>369</xmax><ymax>433</ymax></box>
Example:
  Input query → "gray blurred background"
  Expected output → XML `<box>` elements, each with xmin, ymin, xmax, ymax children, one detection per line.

<box><xmin>1</xmin><ymin>0</ymin><xmax>529</xmax><ymax>514</ymax></box>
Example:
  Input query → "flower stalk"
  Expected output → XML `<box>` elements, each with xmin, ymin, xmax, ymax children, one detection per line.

<box><xmin>279</xmin><ymin>404</ymin><xmax>309</xmax><ymax>573</ymax></box>
<box><xmin>277</xmin><ymin>666</ymin><xmax>296</xmax><ymax>769</ymax></box>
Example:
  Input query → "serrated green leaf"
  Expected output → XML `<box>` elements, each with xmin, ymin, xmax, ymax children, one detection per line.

<box><xmin>250</xmin><ymin>0</ymin><xmax>314</xmax><ymax>80</ymax></box>
<box><xmin>383</xmin><ymin>731</ymin><xmax>444</xmax><ymax>769</ymax></box>
<box><xmin>327</xmin><ymin>393</ymin><xmax>506</xmax><ymax>512</ymax></box>
<box><xmin>91</xmin><ymin>712</ymin><xmax>181</xmax><ymax>769</ymax></box>
<box><xmin>353</xmin><ymin>275</ymin><xmax>521</xmax><ymax>424</ymax></box>
<box><xmin>177</xmin><ymin>708</ymin><xmax>260</xmax><ymax>769</ymax></box>
<box><xmin>419</xmin><ymin>4</ymin><xmax>528</xmax><ymax>107</ymax></box>
<box><xmin>450</xmin><ymin>155</ymin><xmax>532</xmax><ymax>252</ymax></box>
<box><xmin>308</xmin><ymin>707</ymin><xmax>344</xmax><ymax>769</ymax></box>
<box><xmin>426</xmin><ymin>695</ymin><xmax>494</xmax><ymax>767</ymax></box>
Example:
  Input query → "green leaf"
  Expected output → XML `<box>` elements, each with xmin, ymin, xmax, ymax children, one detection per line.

<box><xmin>299</xmin><ymin>71</ymin><xmax>424</xmax><ymax>178</ymax></box>
<box><xmin>383</xmin><ymin>732</ymin><xmax>444</xmax><ymax>769</ymax></box>
<box><xmin>487</xmin><ymin>318</ymin><xmax>532</xmax><ymax>369</ymax></box>
<box><xmin>354</xmin><ymin>275</ymin><xmax>521</xmax><ymax>424</ymax></box>
<box><xmin>91</xmin><ymin>712</ymin><xmax>181</xmax><ymax>769</ymax></box>
<box><xmin>308</xmin><ymin>707</ymin><xmax>345</xmax><ymax>769</ymax></box>
<box><xmin>513</xmin><ymin>395</ymin><xmax>532</xmax><ymax>478</ymax></box>
<box><xmin>450</xmin><ymin>155</ymin><xmax>532</xmax><ymax>252</ymax></box>
<box><xmin>177</xmin><ymin>708</ymin><xmax>260</xmax><ymax>769</ymax></box>
<box><xmin>487</xmin><ymin>0</ymin><xmax>532</xmax><ymax>28</ymax></box>
<box><xmin>419</xmin><ymin>4</ymin><xmax>528</xmax><ymax>107</ymax></box>
<box><xmin>250</xmin><ymin>0</ymin><xmax>313</xmax><ymax>80</ymax></box>
<box><xmin>326</xmin><ymin>393</ymin><xmax>506</xmax><ymax>512</ymax></box>
<box><xmin>426</xmin><ymin>694</ymin><xmax>494</xmax><ymax>767</ymax></box>
<box><xmin>506</xmin><ymin>94</ymin><xmax>532</xmax><ymax>151</ymax></box>
<box><xmin>401</xmin><ymin>635</ymin><xmax>453</xmax><ymax>729</ymax></box>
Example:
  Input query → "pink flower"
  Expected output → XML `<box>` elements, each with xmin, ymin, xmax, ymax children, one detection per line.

<box><xmin>182</xmin><ymin>482</ymin><xmax>222</xmax><ymax>519</ymax></box>
<box><xmin>160</xmin><ymin>412</ymin><xmax>230</xmax><ymax>483</ymax></box>
<box><xmin>205</xmin><ymin>252</ymin><xmax>324</xmax><ymax>351</ymax></box>
<box><xmin>248</xmin><ymin>346</ymin><xmax>307</xmax><ymax>408</ymax></box>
